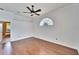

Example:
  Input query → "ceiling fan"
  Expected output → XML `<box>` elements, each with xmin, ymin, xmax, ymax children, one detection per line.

<box><xmin>23</xmin><ymin>5</ymin><xmax>41</xmax><ymax>16</ymax></box>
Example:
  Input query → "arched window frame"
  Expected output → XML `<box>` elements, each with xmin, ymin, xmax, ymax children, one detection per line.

<box><xmin>40</xmin><ymin>18</ymin><xmax>54</xmax><ymax>26</ymax></box>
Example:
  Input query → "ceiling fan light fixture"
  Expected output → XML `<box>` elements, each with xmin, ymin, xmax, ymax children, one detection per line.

<box><xmin>32</xmin><ymin>5</ymin><xmax>34</xmax><ymax>7</ymax></box>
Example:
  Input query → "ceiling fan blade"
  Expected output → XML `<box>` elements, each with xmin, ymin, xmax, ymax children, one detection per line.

<box><xmin>35</xmin><ymin>12</ymin><xmax>40</xmax><ymax>16</ymax></box>
<box><xmin>27</xmin><ymin>6</ymin><xmax>32</xmax><ymax>12</ymax></box>
<box><xmin>0</xmin><ymin>8</ymin><xmax>4</xmax><ymax>10</ymax></box>
<box><xmin>35</xmin><ymin>9</ymin><xmax>41</xmax><ymax>12</ymax></box>
<box><xmin>23</xmin><ymin>12</ymin><xmax>31</xmax><ymax>13</ymax></box>
<box><xmin>31</xmin><ymin>14</ymin><xmax>33</xmax><ymax>16</ymax></box>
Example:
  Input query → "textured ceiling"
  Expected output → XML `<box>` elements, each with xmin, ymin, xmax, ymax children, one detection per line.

<box><xmin>0</xmin><ymin>3</ymin><xmax>70</xmax><ymax>17</ymax></box>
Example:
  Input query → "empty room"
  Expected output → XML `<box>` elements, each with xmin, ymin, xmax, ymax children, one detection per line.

<box><xmin>0</xmin><ymin>3</ymin><xmax>79</xmax><ymax>55</ymax></box>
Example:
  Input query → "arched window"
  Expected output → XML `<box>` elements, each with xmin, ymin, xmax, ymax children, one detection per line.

<box><xmin>40</xmin><ymin>18</ymin><xmax>54</xmax><ymax>26</ymax></box>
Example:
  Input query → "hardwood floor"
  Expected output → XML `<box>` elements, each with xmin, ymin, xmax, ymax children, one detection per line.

<box><xmin>0</xmin><ymin>37</ymin><xmax>78</xmax><ymax>55</ymax></box>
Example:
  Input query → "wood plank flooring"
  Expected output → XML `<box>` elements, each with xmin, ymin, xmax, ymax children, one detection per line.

<box><xmin>0</xmin><ymin>37</ymin><xmax>78</xmax><ymax>55</ymax></box>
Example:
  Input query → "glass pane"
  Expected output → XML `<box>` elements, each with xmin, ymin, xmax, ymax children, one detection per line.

<box><xmin>40</xmin><ymin>18</ymin><xmax>54</xmax><ymax>26</ymax></box>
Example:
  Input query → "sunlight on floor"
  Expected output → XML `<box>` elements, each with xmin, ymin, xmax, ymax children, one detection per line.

<box><xmin>3</xmin><ymin>42</ymin><xmax>12</xmax><ymax>55</ymax></box>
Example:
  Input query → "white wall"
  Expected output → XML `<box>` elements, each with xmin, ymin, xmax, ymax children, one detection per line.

<box><xmin>10</xmin><ymin>15</ymin><xmax>33</xmax><ymax>41</ymax></box>
<box><xmin>0</xmin><ymin>10</ymin><xmax>13</xmax><ymax>21</ymax></box>
<box><xmin>32</xmin><ymin>4</ymin><xmax>79</xmax><ymax>52</ymax></box>
<box><xmin>0</xmin><ymin>23</ymin><xmax>2</xmax><ymax>41</ymax></box>
<box><xmin>0</xmin><ymin>23</ymin><xmax>2</xmax><ymax>32</ymax></box>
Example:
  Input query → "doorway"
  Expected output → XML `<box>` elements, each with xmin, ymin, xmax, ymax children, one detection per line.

<box><xmin>0</xmin><ymin>21</ymin><xmax>11</xmax><ymax>43</ymax></box>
